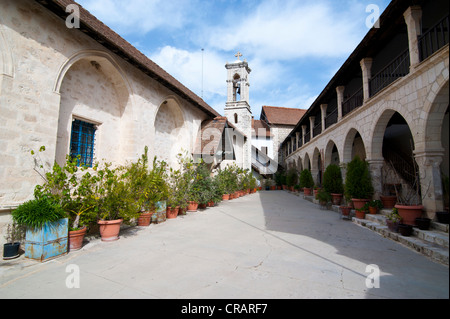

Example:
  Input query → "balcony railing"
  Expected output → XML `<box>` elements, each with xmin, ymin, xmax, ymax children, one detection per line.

<box><xmin>369</xmin><ymin>48</ymin><xmax>410</xmax><ymax>97</ymax></box>
<box><xmin>342</xmin><ymin>88</ymin><xmax>363</xmax><ymax>117</ymax></box>
<box><xmin>325</xmin><ymin>108</ymin><xmax>338</xmax><ymax>129</ymax></box>
<box><xmin>419</xmin><ymin>14</ymin><xmax>449</xmax><ymax>62</ymax></box>
<box><xmin>304</xmin><ymin>131</ymin><xmax>311</xmax><ymax>144</ymax></box>
<box><xmin>313</xmin><ymin>122</ymin><xmax>322</xmax><ymax>137</ymax></box>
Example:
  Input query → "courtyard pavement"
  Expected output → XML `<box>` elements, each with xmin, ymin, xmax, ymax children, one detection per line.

<box><xmin>0</xmin><ymin>190</ymin><xmax>448</xmax><ymax>300</ymax></box>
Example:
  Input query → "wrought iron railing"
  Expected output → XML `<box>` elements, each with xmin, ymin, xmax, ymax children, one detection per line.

<box><xmin>342</xmin><ymin>88</ymin><xmax>363</xmax><ymax>117</ymax></box>
<box><xmin>369</xmin><ymin>49</ymin><xmax>410</xmax><ymax>97</ymax></box>
<box><xmin>325</xmin><ymin>108</ymin><xmax>338</xmax><ymax>129</ymax></box>
<box><xmin>419</xmin><ymin>14</ymin><xmax>449</xmax><ymax>62</ymax></box>
<box><xmin>313</xmin><ymin>122</ymin><xmax>322</xmax><ymax>137</ymax></box>
<box><xmin>304</xmin><ymin>131</ymin><xmax>311</xmax><ymax>144</ymax></box>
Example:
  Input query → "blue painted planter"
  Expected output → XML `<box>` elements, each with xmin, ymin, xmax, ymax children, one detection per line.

<box><xmin>25</xmin><ymin>218</ymin><xmax>69</xmax><ymax>262</ymax></box>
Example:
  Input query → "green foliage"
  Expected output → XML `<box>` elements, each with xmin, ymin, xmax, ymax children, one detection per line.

<box><xmin>275</xmin><ymin>171</ymin><xmax>286</xmax><ymax>186</ymax></box>
<box><xmin>323</xmin><ymin>164</ymin><xmax>344</xmax><ymax>195</ymax></box>
<box><xmin>286</xmin><ymin>168</ymin><xmax>298</xmax><ymax>187</ymax></box>
<box><xmin>344</xmin><ymin>156</ymin><xmax>374</xmax><ymax>200</ymax></box>
<box><xmin>316</xmin><ymin>188</ymin><xmax>332</xmax><ymax>204</ymax></box>
<box><xmin>12</xmin><ymin>196</ymin><xmax>66</xmax><ymax>230</ymax></box>
<box><xmin>299</xmin><ymin>169</ymin><xmax>314</xmax><ymax>189</ymax></box>
<box><xmin>368</xmin><ymin>199</ymin><xmax>383</xmax><ymax>209</ymax></box>
<box><xmin>387</xmin><ymin>207</ymin><xmax>402</xmax><ymax>222</ymax></box>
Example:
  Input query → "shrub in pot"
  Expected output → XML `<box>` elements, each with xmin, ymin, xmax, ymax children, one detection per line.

<box><xmin>323</xmin><ymin>164</ymin><xmax>344</xmax><ymax>205</ymax></box>
<box><xmin>3</xmin><ymin>222</ymin><xmax>25</xmax><ymax>260</ymax></box>
<box><xmin>286</xmin><ymin>168</ymin><xmax>298</xmax><ymax>190</ymax></box>
<box><xmin>386</xmin><ymin>208</ymin><xmax>402</xmax><ymax>232</ymax></box>
<box><xmin>344</xmin><ymin>156</ymin><xmax>373</xmax><ymax>209</ymax></box>
<box><xmin>299</xmin><ymin>169</ymin><xmax>314</xmax><ymax>196</ymax></box>
<box><xmin>368</xmin><ymin>200</ymin><xmax>383</xmax><ymax>214</ymax></box>
<box><xmin>316</xmin><ymin>189</ymin><xmax>331</xmax><ymax>208</ymax></box>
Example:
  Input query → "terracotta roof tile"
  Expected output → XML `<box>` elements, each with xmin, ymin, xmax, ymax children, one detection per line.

<box><xmin>262</xmin><ymin>106</ymin><xmax>307</xmax><ymax>126</ymax></box>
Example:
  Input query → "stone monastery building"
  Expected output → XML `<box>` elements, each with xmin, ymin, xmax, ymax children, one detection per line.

<box><xmin>0</xmin><ymin>0</ymin><xmax>448</xmax><ymax>227</ymax></box>
<box><xmin>281</xmin><ymin>0</ymin><xmax>449</xmax><ymax>219</ymax></box>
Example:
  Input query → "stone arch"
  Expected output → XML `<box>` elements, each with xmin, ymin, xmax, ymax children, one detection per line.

<box><xmin>154</xmin><ymin>97</ymin><xmax>187</xmax><ymax>168</ymax></box>
<box><xmin>297</xmin><ymin>156</ymin><xmax>303</xmax><ymax>172</ymax></box>
<box><xmin>55</xmin><ymin>50</ymin><xmax>134</xmax><ymax>165</ymax></box>
<box><xmin>303</xmin><ymin>152</ymin><xmax>311</xmax><ymax>171</ymax></box>
<box><xmin>324</xmin><ymin>139</ymin><xmax>340</xmax><ymax>167</ymax></box>
<box><xmin>370</xmin><ymin>108</ymin><xmax>417</xmax><ymax>161</ymax></box>
<box><xmin>342</xmin><ymin>128</ymin><xmax>366</xmax><ymax>163</ymax></box>
<box><xmin>423</xmin><ymin>80</ymin><xmax>449</xmax><ymax>152</ymax></box>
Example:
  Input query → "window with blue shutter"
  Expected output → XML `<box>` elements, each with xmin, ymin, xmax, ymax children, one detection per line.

<box><xmin>70</xmin><ymin>119</ymin><xmax>96</xmax><ymax>167</ymax></box>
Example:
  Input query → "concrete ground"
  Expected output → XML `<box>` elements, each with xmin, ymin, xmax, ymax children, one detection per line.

<box><xmin>0</xmin><ymin>191</ymin><xmax>448</xmax><ymax>299</ymax></box>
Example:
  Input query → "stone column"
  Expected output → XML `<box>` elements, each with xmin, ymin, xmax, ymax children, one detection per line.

<box><xmin>336</xmin><ymin>86</ymin><xmax>345</xmax><ymax>121</ymax></box>
<box><xmin>309</xmin><ymin>116</ymin><xmax>315</xmax><ymax>140</ymax></box>
<box><xmin>291</xmin><ymin>136</ymin><xmax>295</xmax><ymax>153</ymax></box>
<box><xmin>320</xmin><ymin>104</ymin><xmax>327</xmax><ymax>132</ymax></box>
<box><xmin>360</xmin><ymin>58</ymin><xmax>373</xmax><ymax>102</ymax></box>
<box><xmin>302</xmin><ymin>125</ymin><xmax>307</xmax><ymax>145</ymax></box>
<box><xmin>368</xmin><ymin>159</ymin><xmax>385</xmax><ymax>200</ymax></box>
<box><xmin>414</xmin><ymin>150</ymin><xmax>444</xmax><ymax>219</ymax></box>
<box><xmin>404</xmin><ymin>6</ymin><xmax>423</xmax><ymax>68</ymax></box>
<box><xmin>296</xmin><ymin>132</ymin><xmax>300</xmax><ymax>148</ymax></box>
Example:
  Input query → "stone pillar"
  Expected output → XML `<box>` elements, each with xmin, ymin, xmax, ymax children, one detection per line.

<box><xmin>320</xmin><ymin>104</ymin><xmax>327</xmax><ymax>132</ymax></box>
<box><xmin>302</xmin><ymin>125</ymin><xmax>307</xmax><ymax>145</ymax></box>
<box><xmin>291</xmin><ymin>136</ymin><xmax>295</xmax><ymax>153</ymax></box>
<box><xmin>309</xmin><ymin>116</ymin><xmax>315</xmax><ymax>140</ymax></box>
<box><xmin>336</xmin><ymin>86</ymin><xmax>345</xmax><ymax>121</ymax></box>
<box><xmin>296</xmin><ymin>132</ymin><xmax>300</xmax><ymax>148</ymax></box>
<box><xmin>368</xmin><ymin>159</ymin><xmax>385</xmax><ymax>200</ymax></box>
<box><xmin>414</xmin><ymin>150</ymin><xmax>445</xmax><ymax>219</ymax></box>
<box><xmin>404</xmin><ymin>6</ymin><xmax>422</xmax><ymax>68</ymax></box>
<box><xmin>360</xmin><ymin>58</ymin><xmax>373</xmax><ymax>102</ymax></box>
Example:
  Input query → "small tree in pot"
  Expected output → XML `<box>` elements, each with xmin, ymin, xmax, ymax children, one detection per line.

<box><xmin>344</xmin><ymin>156</ymin><xmax>374</xmax><ymax>210</ymax></box>
<box><xmin>323</xmin><ymin>164</ymin><xmax>344</xmax><ymax>205</ymax></box>
<box><xmin>299</xmin><ymin>169</ymin><xmax>314</xmax><ymax>196</ymax></box>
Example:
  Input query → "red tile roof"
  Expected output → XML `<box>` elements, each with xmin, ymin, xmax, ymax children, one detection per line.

<box><xmin>262</xmin><ymin>106</ymin><xmax>307</xmax><ymax>126</ymax></box>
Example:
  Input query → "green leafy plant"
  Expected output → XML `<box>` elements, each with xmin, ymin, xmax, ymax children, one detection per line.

<box><xmin>323</xmin><ymin>164</ymin><xmax>344</xmax><ymax>194</ymax></box>
<box><xmin>12</xmin><ymin>196</ymin><xmax>67</xmax><ymax>230</ymax></box>
<box><xmin>299</xmin><ymin>169</ymin><xmax>314</xmax><ymax>189</ymax></box>
<box><xmin>387</xmin><ymin>207</ymin><xmax>402</xmax><ymax>223</ymax></box>
<box><xmin>344</xmin><ymin>156</ymin><xmax>374</xmax><ymax>200</ymax></box>
<box><xmin>316</xmin><ymin>189</ymin><xmax>332</xmax><ymax>205</ymax></box>
<box><xmin>368</xmin><ymin>199</ymin><xmax>383</xmax><ymax>209</ymax></box>
<box><xmin>286</xmin><ymin>168</ymin><xmax>299</xmax><ymax>187</ymax></box>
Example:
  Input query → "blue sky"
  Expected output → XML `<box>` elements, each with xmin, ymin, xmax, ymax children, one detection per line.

<box><xmin>77</xmin><ymin>0</ymin><xmax>391</xmax><ymax>119</ymax></box>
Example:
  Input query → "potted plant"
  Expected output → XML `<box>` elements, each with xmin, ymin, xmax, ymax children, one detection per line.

<box><xmin>389</xmin><ymin>158</ymin><xmax>425</xmax><ymax>226</ymax></box>
<box><xmin>340</xmin><ymin>205</ymin><xmax>352</xmax><ymax>219</ymax></box>
<box><xmin>386</xmin><ymin>208</ymin><xmax>402</xmax><ymax>232</ymax></box>
<box><xmin>316</xmin><ymin>189</ymin><xmax>331</xmax><ymax>208</ymax></box>
<box><xmin>286</xmin><ymin>168</ymin><xmax>298</xmax><ymax>192</ymax></box>
<box><xmin>3</xmin><ymin>222</ymin><xmax>25</xmax><ymax>260</ymax></box>
<box><xmin>367</xmin><ymin>200</ymin><xmax>383</xmax><ymax>215</ymax></box>
<box><xmin>299</xmin><ymin>169</ymin><xmax>314</xmax><ymax>196</ymax></box>
<box><xmin>12</xmin><ymin>196</ymin><xmax>68</xmax><ymax>262</ymax></box>
<box><xmin>398</xmin><ymin>223</ymin><xmax>413</xmax><ymax>236</ymax></box>
<box><xmin>344</xmin><ymin>156</ymin><xmax>374</xmax><ymax>210</ymax></box>
<box><xmin>323</xmin><ymin>164</ymin><xmax>344</xmax><ymax>206</ymax></box>
<box><xmin>355</xmin><ymin>207</ymin><xmax>366</xmax><ymax>219</ymax></box>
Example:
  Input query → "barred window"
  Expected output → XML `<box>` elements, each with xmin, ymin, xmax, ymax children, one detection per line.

<box><xmin>70</xmin><ymin>119</ymin><xmax>96</xmax><ymax>167</ymax></box>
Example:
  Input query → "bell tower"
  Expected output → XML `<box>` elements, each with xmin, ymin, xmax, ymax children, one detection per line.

<box><xmin>224</xmin><ymin>52</ymin><xmax>252</xmax><ymax>170</ymax></box>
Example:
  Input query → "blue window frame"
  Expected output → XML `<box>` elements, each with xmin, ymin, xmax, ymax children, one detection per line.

<box><xmin>70</xmin><ymin>119</ymin><xmax>96</xmax><ymax>167</ymax></box>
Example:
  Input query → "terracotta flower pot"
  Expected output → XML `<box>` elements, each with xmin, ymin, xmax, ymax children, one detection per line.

<box><xmin>187</xmin><ymin>201</ymin><xmax>198</xmax><ymax>212</ymax></box>
<box><xmin>395</xmin><ymin>205</ymin><xmax>424</xmax><ymax>226</ymax></box>
<box><xmin>137</xmin><ymin>212</ymin><xmax>153</xmax><ymax>227</ymax></box>
<box><xmin>380</xmin><ymin>195</ymin><xmax>397</xmax><ymax>209</ymax></box>
<box><xmin>303</xmin><ymin>188</ymin><xmax>312</xmax><ymax>196</ymax></box>
<box><xmin>199</xmin><ymin>203</ymin><xmax>207</xmax><ymax>209</ymax></box>
<box><xmin>69</xmin><ymin>227</ymin><xmax>87</xmax><ymax>251</ymax></box>
<box><xmin>222</xmin><ymin>194</ymin><xmax>230</xmax><ymax>201</ymax></box>
<box><xmin>331</xmin><ymin>194</ymin><xmax>343</xmax><ymax>206</ymax></box>
<box><xmin>98</xmin><ymin>219</ymin><xmax>123</xmax><ymax>242</ymax></box>
<box><xmin>352</xmin><ymin>199</ymin><xmax>369</xmax><ymax>210</ymax></box>
<box><xmin>355</xmin><ymin>210</ymin><xmax>366</xmax><ymax>219</ymax></box>
<box><xmin>166</xmin><ymin>206</ymin><xmax>179</xmax><ymax>219</ymax></box>
<box><xmin>207</xmin><ymin>201</ymin><xmax>214</xmax><ymax>207</ymax></box>
<box><xmin>340</xmin><ymin>206</ymin><xmax>352</xmax><ymax>216</ymax></box>
<box><xmin>369</xmin><ymin>206</ymin><xmax>377</xmax><ymax>215</ymax></box>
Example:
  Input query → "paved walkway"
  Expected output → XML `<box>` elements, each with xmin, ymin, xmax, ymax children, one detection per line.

<box><xmin>0</xmin><ymin>191</ymin><xmax>448</xmax><ymax>299</ymax></box>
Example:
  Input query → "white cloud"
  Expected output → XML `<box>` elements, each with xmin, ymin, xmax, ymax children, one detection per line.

<box><xmin>203</xmin><ymin>0</ymin><xmax>365</xmax><ymax>60</ymax></box>
<box><xmin>78</xmin><ymin>0</ymin><xmax>196</xmax><ymax>34</ymax></box>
